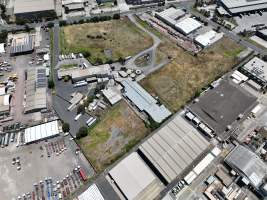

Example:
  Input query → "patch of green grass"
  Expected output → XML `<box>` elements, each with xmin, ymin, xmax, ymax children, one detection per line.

<box><xmin>60</xmin><ymin>64</ymin><xmax>77</xmax><ymax>69</ymax></box>
<box><xmin>224</xmin><ymin>47</ymin><xmax>244</xmax><ymax>58</ymax></box>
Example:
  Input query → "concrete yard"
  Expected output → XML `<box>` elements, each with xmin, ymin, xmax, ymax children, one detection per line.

<box><xmin>0</xmin><ymin>135</ymin><xmax>94</xmax><ymax>200</ymax></box>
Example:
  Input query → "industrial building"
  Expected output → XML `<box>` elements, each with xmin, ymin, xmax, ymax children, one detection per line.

<box><xmin>13</xmin><ymin>0</ymin><xmax>56</xmax><ymax>20</ymax></box>
<box><xmin>256</xmin><ymin>29</ymin><xmax>267</xmax><ymax>41</ymax></box>
<box><xmin>225</xmin><ymin>145</ymin><xmax>267</xmax><ymax>188</ymax></box>
<box><xmin>62</xmin><ymin>0</ymin><xmax>87</xmax><ymax>12</ymax></box>
<box><xmin>0</xmin><ymin>94</ymin><xmax>11</xmax><ymax>116</ymax></box>
<box><xmin>175</xmin><ymin>17</ymin><xmax>202</xmax><ymax>35</ymax></box>
<box><xmin>125</xmin><ymin>0</ymin><xmax>164</xmax><ymax>6</ymax></box>
<box><xmin>24</xmin><ymin>120</ymin><xmax>62</xmax><ymax>144</ymax></box>
<box><xmin>10</xmin><ymin>34</ymin><xmax>34</xmax><ymax>56</ymax></box>
<box><xmin>78</xmin><ymin>184</ymin><xmax>104</xmax><ymax>200</ymax></box>
<box><xmin>240</xmin><ymin>57</ymin><xmax>267</xmax><ymax>89</ymax></box>
<box><xmin>194</xmin><ymin>30</ymin><xmax>224</xmax><ymax>47</ymax></box>
<box><xmin>121</xmin><ymin>79</ymin><xmax>171</xmax><ymax>124</ymax></box>
<box><xmin>138</xmin><ymin>115</ymin><xmax>209</xmax><ymax>184</ymax></box>
<box><xmin>189</xmin><ymin>80</ymin><xmax>257</xmax><ymax>139</ymax></box>
<box><xmin>108</xmin><ymin>152</ymin><xmax>163</xmax><ymax>200</ymax></box>
<box><xmin>57</xmin><ymin>64</ymin><xmax>111</xmax><ymax>82</ymax></box>
<box><xmin>155</xmin><ymin>8</ymin><xmax>186</xmax><ymax>28</ymax></box>
<box><xmin>102</xmin><ymin>86</ymin><xmax>122</xmax><ymax>106</ymax></box>
<box><xmin>219</xmin><ymin>0</ymin><xmax>267</xmax><ymax>15</ymax></box>
<box><xmin>24</xmin><ymin>67</ymin><xmax>47</xmax><ymax>113</ymax></box>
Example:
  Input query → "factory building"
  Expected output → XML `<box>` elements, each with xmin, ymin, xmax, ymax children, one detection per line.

<box><xmin>138</xmin><ymin>115</ymin><xmax>209</xmax><ymax>184</ymax></box>
<box><xmin>194</xmin><ymin>30</ymin><xmax>224</xmax><ymax>47</ymax></box>
<box><xmin>108</xmin><ymin>152</ymin><xmax>164</xmax><ymax>200</ymax></box>
<box><xmin>0</xmin><ymin>94</ymin><xmax>12</xmax><ymax>116</ymax></box>
<box><xmin>24</xmin><ymin>120</ymin><xmax>62</xmax><ymax>144</ymax></box>
<box><xmin>125</xmin><ymin>0</ymin><xmax>164</xmax><ymax>6</ymax></box>
<box><xmin>189</xmin><ymin>79</ymin><xmax>257</xmax><ymax>139</ymax></box>
<box><xmin>57</xmin><ymin>64</ymin><xmax>111</xmax><ymax>82</ymax></box>
<box><xmin>256</xmin><ymin>29</ymin><xmax>267</xmax><ymax>41</ymax></box>
<box><xmin>175</xmin><ymin>18</ymin><xmax>202</xmax><ymax>35</ymax></box>
<box><xmin>10</xmin><ymin>34</ymin><xmax>34</xmax><ymax>56</ymax></box>
<box><xmin>155</xmin><ymin>8</ymin><xmax>186</xmax><ymax>28</ymax></box>
<box><xmin>24</xmin><ymin>67</ymin><xmax>47</xmax><ymax>113</ymax></box>
<box><xmin>121</xmin><ymin>79</ymin><xmax>171</xmax><ymax>124</ymax></box>
<box><xmin>240</xmin><ymin>57</ymin><xmax>267</xmax><ymax>89</ymax></box>
<box><xmin>219</xmin><ymin>0</ymin><xmax>267</xmax><ymax>16</ymax></box>
<box><xmin>225</xmin><ymin>145</ymin><xmax>267</xmax><ymax>189</ymax></box>
<box><xmin>13</xmin><ymin>0</ymin><xmax>56</xmax><ymax>20</ymax></box>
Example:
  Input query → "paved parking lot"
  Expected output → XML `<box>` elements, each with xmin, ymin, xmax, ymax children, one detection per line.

<box><xmin>234</xmin><ymin>12</ymin><xmax>267</xmax><ymax>33</ymax></box>
<box><xmin>0</xmin><ymin>135</ymin><xmax>95</xmax><ymax>200</ymax></box>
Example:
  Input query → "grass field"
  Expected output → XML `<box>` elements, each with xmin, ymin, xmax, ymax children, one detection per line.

<box><xmin>60</xmin><ymin>18</ymin><xmax>153</xmax><ymax>65</ymax></box>
<box><xmin>141</xmin><ymin>37</ymin><xmax>245</xmax><ymax>112</ymax></box>
<box><xmin>78</xmin><ymin>101</ymin><xmax>149</xmax><ymax>172</ymax></box>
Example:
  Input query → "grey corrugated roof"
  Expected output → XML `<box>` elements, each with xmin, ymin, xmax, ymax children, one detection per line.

<box><xmin>10</xmin><ymin>35</ymin><xmax>34</xmax><ymax>54</ymax></box>
<box><xmin>225</xmin><ymin>145</ymin><xmax>267</xmax><ymax>188</ymax></box>
<box><xmin>139</xmin><ymin>115</ymin><xmax>209</xmax><ymax>183</ymax></box>
<box><xmin>221</xmin><ymin>0</ymin><xmax>267</xmax><ymax>13</ymax></box>
<box><xmin>121</xmin><ymin>79</ymin><xmax>171</xmax><ymax>123</ymax></box>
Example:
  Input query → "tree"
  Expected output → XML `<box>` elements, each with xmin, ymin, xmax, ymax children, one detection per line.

<box><xmin>62</xmin><ymin>123</ymin><xmax>70</xmax><ymax>133</ymax></box>
<box><xmin>0</xmin><ymin>30</ymin><xmax>8</xmax><ymax>43</ymax></box>
<box><xmin>59</xmin><ymin>20</ymin><xmax>67</xmax><ymax>26</ymax></box>
<box><xmin>113</xmin><ymin>13</ymin><xmax>120</xmax><ymax>20</ymax></box>
<box><xmin>25</xmin><ymin>24</ymin><xmax>31</xmax><ymax>32</ymax></box>
<box><xmin>47</xmin><ymin>22</ymin><xmax>54</xmax><ymax>28</ymax></box>
<box><xmin>76</xmin><ymin>126</ymin><xmax>88</xmax><ymax>139</ymax></box>
<box><xmin>77</xmin><ymin>104</ymin><xmax>85</xmax><ymax>114</ymax></box>
<box><xmin>48</xmin><ymin>79</ymin><xmax>55</xmax><ymax>89</ymax></box>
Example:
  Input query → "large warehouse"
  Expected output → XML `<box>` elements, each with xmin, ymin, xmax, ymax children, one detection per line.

<box><xmin>138</xmin><ymin>115</ymin><xmax>210</xmax><ymax>184</ymax></box>
<box><xmin>24</xmin><ymin>120</ymin><xmax>62</xmax><ymax>144</ymax></box>
<box><xmin>175</xmin><ymin>17</ymin><xmax>202</xmax><ymax>35</ymax></box>
<box><xmin>10</xmin><ymin>33</ymin><xmax>34</xmax><ymax>56</ymax></box>
<box><xmin>225</xmin><ymin>145</ymin><xmax>267</xmax><ymax>188</ymax></box>
<box><xmin>155</xmin><ymin>8</ymin><xmax>186</xmax><ymax>28</ymax></box>
<box><xmin>24</xmin><ymin>67</ymin><xmax>47</xmax><ymax>113</ymax></box>
<box><xmin>13</xmin><ymin>0</ymin><xmax>56</xmax><ymax>20</ymax></box>
<box><xmin>121</xmin><ymin>79</ymin><xmax>171</xmax><ymax>123</ymax></box>
<box><xmin>108</xmin><ymin>152</ymin><xmax>163</xmax><ymax>200</ymax></box>
<box><xmin>219</xmin><ymin>0</ymin><xmax>267</xmax><ymax>15</ymax></box>
<box><xmin>57</xmin><ymin>64</ymin><xmax>111</xmax><ymax>82</ymax></box>
<box><xmin>189</xmin><ymin>79</ymin><xmax>257</xmax><ymax>139</ymax></box>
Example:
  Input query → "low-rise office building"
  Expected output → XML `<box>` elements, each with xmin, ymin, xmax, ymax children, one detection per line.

<box><xmin>240</xmin><ymin>57</ymin><xmax>267</xmax><ymax>89</ymax></box>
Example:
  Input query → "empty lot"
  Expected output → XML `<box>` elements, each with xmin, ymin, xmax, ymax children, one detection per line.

<box><xmin>142</xmin><ymin>37</ymin><xmax>244</xmax><ymax>112</ymax></box>
<box><xmin>60</xmin><ymin>18</ymin><xmax>153</xmax><ymax>64</ymax></box>
<box><xmin>78</xmin><ymin>101</ymin><xmax>149</xmax><ymax>172</ymax></box>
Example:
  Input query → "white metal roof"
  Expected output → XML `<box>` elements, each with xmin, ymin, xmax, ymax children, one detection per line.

<box><xmin>221</xmin><ymin>0</ymin><xmax>267</xmax><ymax>9</ymax></box>
<box><xmin>14</xmin><ymin>0</ymin><xmax>55</xmax><ymax>14</ymax></box>
<box><xmin>155</xmin><ymin>8</ymin><xmax>185</xmax><ymax>27</ymax></box>
<box><xmin>0</xmin><ymin>43</ymin><xmax>5</xmax><ymax>53</ymax></box>
<box><xmin>175</xmin><ymin>18</ymin><xmax>202</xmax><ymax>35</ymax></box>
<box><xmin>193</xmin><ymin>153</ymin><xmax>214</xmax><ymax>175</ymax></box>
<box><xmin>24</xmin><ymin>120</ymin><xmax>61</xmax><ymax>144</ymax></box>
<box><xmin>109</xmin><ymin>152</ymin><xmax>158</xmax><ymax>200</ymax></box>
<box><xmin>78</xmin><ymin>184</ymin><xmax>104</xmax><ymax>200</ymax></box>
<box><xmin>195</xmin><ymin>30</ymin><xmax>221</xmax><ymax>47</ymax></box>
